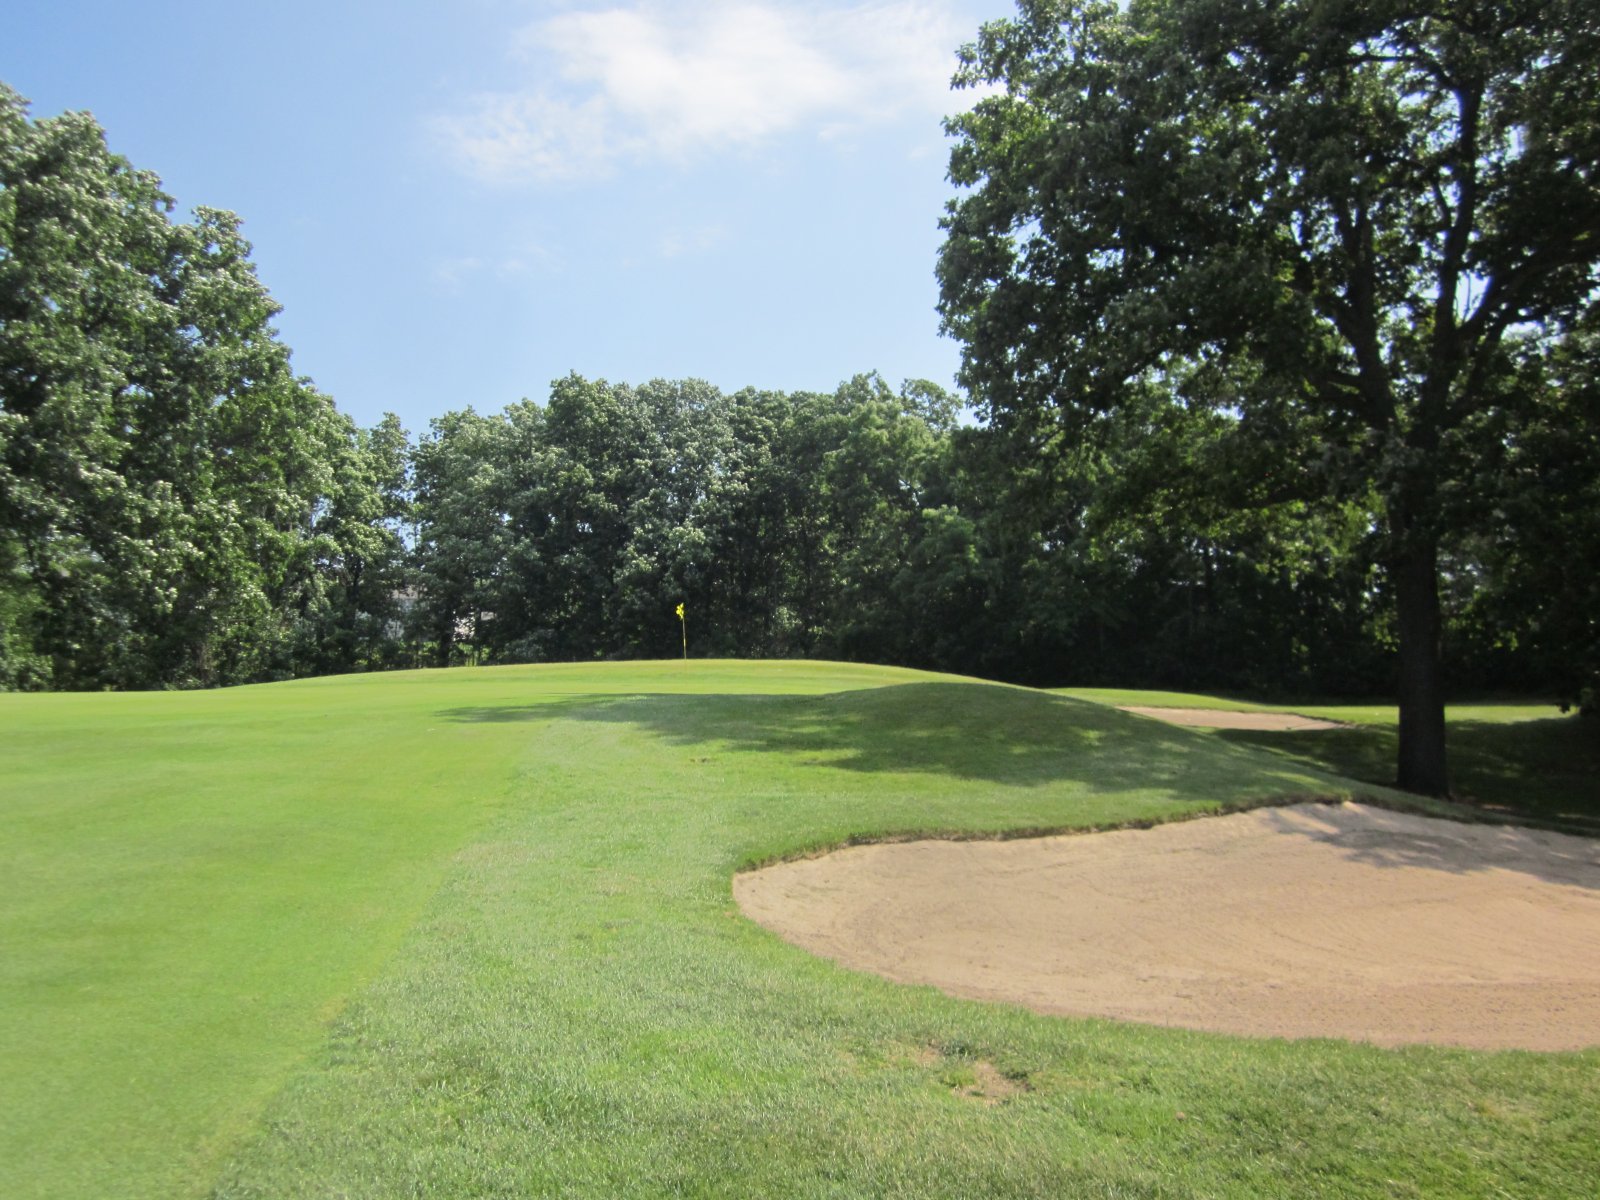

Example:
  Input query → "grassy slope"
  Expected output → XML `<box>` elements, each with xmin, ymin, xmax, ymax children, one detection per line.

<box><xmin>3</xmin><ymin>664</ymin><xmax>1595</xmax><ymax>1198</ymax></box>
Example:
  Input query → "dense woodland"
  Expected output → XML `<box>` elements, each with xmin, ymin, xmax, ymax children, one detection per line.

<box><xmin>1</xmin><ymin>64</ymin><xmax>1595</xmax><ymax>716</ymax></box>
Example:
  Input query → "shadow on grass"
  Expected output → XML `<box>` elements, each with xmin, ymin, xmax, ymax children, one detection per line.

<box><xmin>1252</xmin><ymin>800</ymin><xmax>1600</xmax><ymax>889</ymax></box>
<box><xmin>439</xmin><ymin>682</ymin><xmax>1345</xmax><ymax>797</ymax></box>
<box><xmin>1217</xmin><ymin>717</ymin><xmax>1600</xmax><ymax>836</ymax></box>
<box><xmin>436</xmin><ymin>684</ymin><xmax>1600</xmax><ymax>889</ymax></box>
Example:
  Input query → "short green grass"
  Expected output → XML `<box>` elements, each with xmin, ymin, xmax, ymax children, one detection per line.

<box><xmin>3</xmin><ymin>663</ymin><xmax>1596</xmax><ymax>1198</ymax></box>
<box><xmin>1056</xmin><ymin>686</ymin><xmax>1291</xmax><ymax>712</ymax></box>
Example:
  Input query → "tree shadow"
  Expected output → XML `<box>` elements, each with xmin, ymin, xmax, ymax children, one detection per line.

<box><xmin>1252</xmin><ymin>799</ymin><xmax>1600</xmax><ymax>891</ymax></box>
<box><xmin>438</xmin><ymin>682</ymin><xmax>1345</xmax><ymax>797</ymax></box>
<box><xmin>1216</xmin><ymin>717</ymin><xmax>1600</xmax><ymax>835</ymax></box>
<box><xmin>433</xmin><ymin>683</ymin><xmax>1600</xmax><ymax>886</ymax></box>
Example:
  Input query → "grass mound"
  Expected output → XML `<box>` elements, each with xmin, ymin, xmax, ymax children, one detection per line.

<box><xmin>2</xmin><ymin>663</ymin><xmax>1594</xmax><ymax>1198</ymax></box>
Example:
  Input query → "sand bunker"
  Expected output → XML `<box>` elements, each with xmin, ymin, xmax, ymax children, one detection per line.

<box><xmin>735</xmin><ymin>803</ymin><xmax>1600</xmax><ymax>1050</ymax></box>
<box><xmin>1118</xmin><ymin>706</ymin><xmax>1346</xmax><ymax>730</ymax></box>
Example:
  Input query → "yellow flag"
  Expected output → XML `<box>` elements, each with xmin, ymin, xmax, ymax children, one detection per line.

<box><xmin>675</xmin><ymin>602</ymin><xmax>685</xmax><ymax>619</ymax></box>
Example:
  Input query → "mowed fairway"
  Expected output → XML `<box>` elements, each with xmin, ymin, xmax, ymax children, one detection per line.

<box><xmin>3</xmin><ymin>663</ymin><xmax>1596</xmax><ymax>1198</ymax></box>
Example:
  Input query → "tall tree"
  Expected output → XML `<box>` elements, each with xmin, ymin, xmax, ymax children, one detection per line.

<box><xmin>1453</xmin><ymin>313</ymin><xmax>1600</xmax><ymax>712</ymax></box>
<box><xmin>1</xmin><ymin>83</ymin><xmax>387</xmax><ymax>688</ymax></box>
<box><xmin>1</xmin><ymin>84</ymin><xmax>184</xmax><ymax>686</ymax></box>
<box><xmin>296</xmin><ymin>411</ymin><xmax>413</xmax><ymax>674</ymax></box>
<box><xmin>408</xmin><ymin>407</ymin><xmax>509</xmax><ymax>664</ymax></box>
<box><xmin>938</xmin><ymin>0</ymin><xmax>1600</xmax><ymax>793</ymax></box>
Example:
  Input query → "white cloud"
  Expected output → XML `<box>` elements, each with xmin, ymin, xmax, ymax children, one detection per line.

<box><xmin>658</xmin><ymin>223</ymin><xmax>728</xmax><ymax>259</ymax></box>
<box><xmin>432</xmin><ymin>1</ymin><xmax>971</xmax><ymax>183</ymax></box>
<box><xmin>433</xmin><ymin>241</ymin><xmax>558</xmax><ymax>291</ymax></box>
<box><xmin>434</xmin><ymin>255</ymin><xmax>485</xmax><ymax>290</ymax></box>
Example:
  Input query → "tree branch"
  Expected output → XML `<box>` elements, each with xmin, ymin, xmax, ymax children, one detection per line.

<box><xmin>1426</xmin><ymin>83</ymin><xmax>1483</xmax><ymax>406</ymax></box>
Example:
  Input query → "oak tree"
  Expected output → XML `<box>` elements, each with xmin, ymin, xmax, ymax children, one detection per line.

<box><xmin>938</xmin><ymin>0</ymin><xmax>1600</xmax><ymax>792</ymax></box>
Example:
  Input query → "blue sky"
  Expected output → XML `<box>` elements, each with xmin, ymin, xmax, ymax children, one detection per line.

<box><xmin>9</xmin><ymin>0</ymin><xmax>1005</xmax><ymax>435</ymax></box>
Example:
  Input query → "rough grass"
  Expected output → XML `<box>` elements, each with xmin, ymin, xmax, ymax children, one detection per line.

<box><xmin>2</xmin><ymin>663</ymin><xmax>1595</xmax><ymax>1198</ymax></box>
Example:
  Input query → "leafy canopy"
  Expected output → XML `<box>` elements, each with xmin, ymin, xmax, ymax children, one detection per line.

<box><xmin>938</xmin><ymin>0</ymin><xmax>1600</xmax><ymax>790</ymax></box>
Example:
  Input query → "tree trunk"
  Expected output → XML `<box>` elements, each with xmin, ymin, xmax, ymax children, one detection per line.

<box><xmin>1393</xmin><ymin>539</ymin><xmax>1449</xmax><ymax>795</ymax></box>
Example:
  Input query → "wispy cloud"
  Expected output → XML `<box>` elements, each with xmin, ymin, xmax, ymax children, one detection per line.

<box><xmin>433</xmin><ymin>241</ymin><xmax>558</xmax><ymax>291</ymax></box>
<box><xmin>658</xmin><ymin>224</ymin><xmax>728</xmax><ymax>260</ymax></box>
<box><xmin>431</xmin><ymin>1</ymin><xmax>971</xmax><ymax>183</ymax></box>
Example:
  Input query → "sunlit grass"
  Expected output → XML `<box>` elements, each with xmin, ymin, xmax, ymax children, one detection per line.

<box><xmin>1054</xmin><ymin>686</ymin><xmax>1282</xmax><ymax>711</ymax></box>
<box><xmin>1057</xmin><ymin>687</ymin><xmax>1570</xmax><ymax>727</ymax></box>
<box><xmin>3</xmin><ymin>663</ymin><xmax>1595</xmax><ymax>1198</ymax></box>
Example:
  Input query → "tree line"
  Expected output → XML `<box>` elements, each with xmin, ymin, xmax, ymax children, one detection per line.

<box><xmin>2</xmin><ymin>71</ymin><xmax>1595</xmax><ymax>738</ymax></box>
<box><xmin>399</xmin><ymin>365</ymin><xmax>1594</xmax><ymax>708</ymax></box>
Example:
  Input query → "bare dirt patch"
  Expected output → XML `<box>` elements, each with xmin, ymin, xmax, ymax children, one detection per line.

<box><xmin>949</xmin><ymin>1059</ymin><xmax>1029</xmax><ymax>1105</ymax></box>
<box><xmin>734</xmin><ymin>803</ymin><xmax>1600</xmax><ymax>1050</ymax></box>
<box><xmin>1118</xmin><ymin>706</ymin><xmax>1347</xmax><ymax>730</ymax></box>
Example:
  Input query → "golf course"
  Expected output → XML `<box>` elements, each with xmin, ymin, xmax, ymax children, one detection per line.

<box><xmin>4</xmin><ymin>660</ymin><xmax>1596</xmax><ymax>1198</ymax></box>
<box><xmin>9</xmin><ymin>0</ymin><xmax>1600</xmax><ymax>1194</ymax></box>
